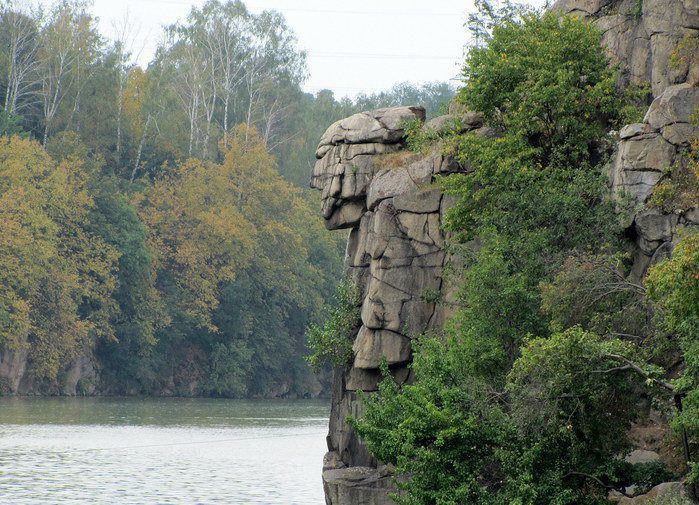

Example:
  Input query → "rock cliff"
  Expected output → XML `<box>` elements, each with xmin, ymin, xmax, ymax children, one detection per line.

<box><xmin>311</xmin><ymin>106</ymin><xmax>476</xmax><ymax>503</ymax></box>
<box><xmin>311</xmin><ymin>1</ymin><xmax>698</xmax><ymax>503</ymax></box>
<box><xmin>553</xmin><ymin>0</ymin><xmax>699</xmax><ymax>280</ymax></box>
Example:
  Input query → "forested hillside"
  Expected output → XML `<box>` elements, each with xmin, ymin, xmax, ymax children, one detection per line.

<box><xmin>0</xmin><ymin>0</ymin><xmax>455</xmax><ymax>396</ymax></box>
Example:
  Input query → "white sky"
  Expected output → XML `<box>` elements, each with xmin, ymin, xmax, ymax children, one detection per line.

<box><xmin>36</xmin><ymin>0</ymin><xmax>547</xmax><ymax>98</ymax></box>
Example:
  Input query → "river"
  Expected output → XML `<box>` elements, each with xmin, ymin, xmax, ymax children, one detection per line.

<box><xmin>0</xmin><ymin>397</ymin><xmax>329</xmax><ymax>504</ymax></box>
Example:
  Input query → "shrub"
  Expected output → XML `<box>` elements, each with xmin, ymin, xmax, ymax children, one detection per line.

<box><xmin>306</xmin><ymin>279</ymin><xmax>360</xmax><ymax>370</ymax></box>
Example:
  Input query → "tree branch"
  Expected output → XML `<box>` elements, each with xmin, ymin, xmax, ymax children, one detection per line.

<box><xmin>604</xmin><ymin>353</ymin><xmax>675</xmax><ymax>392</ymax></box>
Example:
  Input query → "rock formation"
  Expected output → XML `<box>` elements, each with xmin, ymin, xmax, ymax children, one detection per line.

<box><xmin>552</xmin><ymin>0</ymin><xmax>699</xmax><ymax>96</ymax></box>
<box><xmin>311</xmin><ymin>1</ymin><xmax>698</xmax><ymax>503</ymax></box>
<box><xmin>552</xmin><ymin>0</ymin><xmax>699</xmax><ymax>278</ymax></box>
<box><xmin>311</xmin><ymin>106</ymin><xmax>478</xmax><ymax>503</ymax></box>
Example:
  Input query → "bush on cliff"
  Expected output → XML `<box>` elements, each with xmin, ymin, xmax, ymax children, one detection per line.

<box><xmin>305</xmin><ymin>279</ymin><xmax>361</xmax><ymax>371</ymax></box>
<box><xmin>351</xmin><ymin>328</ymin><xmax>655</xmax><ymax>504</ymax></box>
<box><xmin>350</xmin><ymin>10</ymin><xmax>678</xmax><ymax>503</ymax></box>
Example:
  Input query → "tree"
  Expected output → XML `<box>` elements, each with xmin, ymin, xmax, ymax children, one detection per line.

<box><xmin>351</xmin><ymin>328</ymin><xmax>652</xmax><ymax>504</ymax></box>
<box><xmin>36</xmin><ymin>1</ymin><xmax>101</xmax><ymax>144</ymax></box>
<box><xmin>0</xmin><ymin>1</ymin><xmax>42</xmax><ymax>117</ymax></box>
<box><xmin>0</xmin><ymin>135</ymin><xmax>118</xmax><ymax>382</ymax></box>
<box><xmin>646</xmin><ymin>232</ymin><xmax>699</xmax><ymax>484</ymax></box>
<box><xmin>349</xmin><ymin>11</ymin><xmax>657</xmax><ymax>503</ymax></box>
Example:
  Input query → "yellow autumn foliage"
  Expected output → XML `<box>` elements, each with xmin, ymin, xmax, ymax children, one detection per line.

<box><xmin>0</xmin><ymin>136</ymin><xmax>119</xmax><ymax>381</ymax></box>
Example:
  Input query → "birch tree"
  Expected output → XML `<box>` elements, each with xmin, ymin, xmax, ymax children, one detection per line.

<box><xmin>36</xmin><ymin>1</ymin><xmax>99</xmax><ymax>144</ymax></box>
<box><xmin>0</xmin><ymin>1</ymin><xmax>42</xmax><ymax>117</ymax></box>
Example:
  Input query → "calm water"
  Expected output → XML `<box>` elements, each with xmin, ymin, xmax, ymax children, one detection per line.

<box><xmin>0</xmin><ymin>397</ymin><xmax>329</xmax><ymax>505</ymax></box>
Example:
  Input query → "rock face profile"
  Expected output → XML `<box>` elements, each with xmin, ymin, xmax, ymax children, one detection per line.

<box><xmin>311</xmin><ymin>106</ymin><xmax>476</xmax><ymax>503</ymax></box>
<box><xmin>311</xmin><ymin>1</ymin><xmax>698</xmax><ymax>503</ymax></box>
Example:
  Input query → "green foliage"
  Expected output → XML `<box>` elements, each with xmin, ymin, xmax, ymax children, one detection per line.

<box><xmin>0</xmin><ymin>110</ymin><xmax>24</xmax><ymax>136</ymax></box>
<box><xmin>403</xmin><ymin>115</ymin><xmax>466</xmax><ymax>154</ymax></box>
<box><xmin>541</xmin><ymin>252</ymin><xmax>652</xmax><ymax>339</ymax></box>
<box><xmin>646</xmin><ymin>232</ymin><xmax>699</xmax><ymax>478</ymax></box>
<box><xmin>306</xmin><ymin>279</ymin><xmax>361</xmax><ymax>371</ymax></box>
<box><xmin>669</xmin><ymin>34</ymin><xmax>699</xmax><ymax>72</ymax></box>
<box><xmin>507</xmin><ymin>329</ymin><xmax>643</xmax><ymax>468</ymax></box>
<box><xmin>630</xmin><ymin>0</ymin><xmax>644</xmax><ymax>18</ymax></box>
<box><xmin>348</xmin><ymin>11</ymin><xmax>685</xmax><ymax>504</ymax></box>
<box><xmin>620</xmin><ymin>81</ymin><xmax>653</xmax><ymax>124</ymax></box>
<box><xmin>466</xmin><ymin>0</ymin><xmax>534</xmax><ymax>45</ymax></box>
<box><xmin>208</xmin><ymin>341</ymin><xmax>254</xmax><ymax>397</ymax></box>
<box><xmin>403</xmin><ymin>117</ymin><xmax>440</xmax><ymax>153</ymax></box>
<box><xmin>628</xmin><ymin>461</ymin><xmax>675</xmax><ymax>495</ymax></box>
<box><xmin>0</xmin><ymin>135</ymin><xmax>119</xmax><ymax>381</ymax></box>
<box><xmin>350</xmin><ymin>341</ymin><xmax>513</xmax><ymax>505</ymax></box>
<box><xmin>649</xmin><ymin>138</ymin><xmax>699</xmax><ymax>213</ymax></box>
<box><xmin>353</xmin><ymin>328</ymin><xmax>650</xmax><ymax>504</ymax></box>
<box><xmin>458</xmin><ymin>12</ymin><xmax>620</xmax><ymax>167</ymax></box>
<box><xmin>448</xmin><ymin>236</ymin><xmax>544</xmax><ymax>381</ymax></box>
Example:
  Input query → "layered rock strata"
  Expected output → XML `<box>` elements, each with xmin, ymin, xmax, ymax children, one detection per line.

<box><xmin>612</xmin><ymin>82</ymin><xmax>699</xmax><ymax>280</ymax></box>
<box><xmin>553</xmin><ymin>0</ymin><xmax>699</xmax><ymax>95</ymax></box>
<box><xmin>311</xmin><ymin>106</ymin><xmax>479</xmax><ymax>503</ymax></box>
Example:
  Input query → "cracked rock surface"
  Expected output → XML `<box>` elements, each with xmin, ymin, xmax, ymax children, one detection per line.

<box><xmin>311</xmin><ymin>105</ymin><xmax>470</xmax><ymax>504</ymax></box>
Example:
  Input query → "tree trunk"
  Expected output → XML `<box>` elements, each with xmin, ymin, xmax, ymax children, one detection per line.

<box><xmin>131</xmin><ymin>114</ymin><xmax>151</xmax><ymax>183</ymax></box>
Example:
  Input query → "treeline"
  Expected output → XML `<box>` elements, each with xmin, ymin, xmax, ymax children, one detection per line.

<box><xmin>0</xmin><ymin>0</ymin><xmax>454</xmax><ymax>185</ymax></box>
<box><xmin>0</xmin><ymin>0</ymin><xmax>454</xmax><ymax>396</ymax></box>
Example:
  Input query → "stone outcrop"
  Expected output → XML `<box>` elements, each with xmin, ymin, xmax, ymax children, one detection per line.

<box><xmin>312</xmin><ymin>106</ymin><xmax>478</xmax><ymax>503</ymax></box>
<box><xmin>0</xmin><ymin>347</ymin><xmax>97</xmax><ymax>395</ymax></box>
<box><xmin>552</xmin><ymin>0</ymin><xmax>699</xmax><ymax>96</ymax></box>
<box><xmin>611</xmin><ymin>81</ymin><xmax>699</xmax><ymax>280</ymax></box>
<box><xmin>0</xmin><ymin>348</ymin><xmax>28</xmax><ymax>394</ymax></box>
<box><xmin>312</xmin><ymin>2</ymin><xmax>698</xmax><ymax>503</ymax></box>
<box><xmin>609</xmin><ymin>481</ymin><xmax>692</xmax><ymax>504</ymax></box>
<box><xmin>552</xmin><ymin>0</ymin><xmax>699</xmax><ymax>279</ymax></box>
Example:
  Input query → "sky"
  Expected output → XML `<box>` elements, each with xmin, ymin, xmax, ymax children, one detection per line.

<box><xmin>34</xmin><ymin>0</ymin><xmax>545</xmax><ymax>98</ymax></box>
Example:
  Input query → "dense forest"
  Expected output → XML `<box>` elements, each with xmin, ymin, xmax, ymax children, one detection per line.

<box><xmin>0</xmin><ymin>0</ymin><xmax>455</xmax><ymax>396</ymax></box>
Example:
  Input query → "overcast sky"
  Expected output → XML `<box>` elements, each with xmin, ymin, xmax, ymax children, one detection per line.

<box><xmin>36</xmin><ymin>0</ymin><xmax>546</xmax><ymax>98</ymax></box>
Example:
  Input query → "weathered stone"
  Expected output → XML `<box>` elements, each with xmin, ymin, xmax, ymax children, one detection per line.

<box><xmin>644</xmin><ymin>83</ymin><xmax>699</xmax><ymax>129</ymax></box>
<box><xmin>353</xmin><ymin>327</ymin><xmax>411</xmax><ymax>369</ymax></box>
<box><xmin>619</xmin><ymin>133</ymin><xmax>675</xmax><ymax>172</ymax></box>
<box><xmin>424</xmin><ymin>114</ymin><xmax>459</xmax><ymax>133</ymax></box>
<box><xmin>367</xmin><ymin>156</ymin><xmax>434</xmax><ymax>210</ymax></box>
<box><xmin>62</xmin><ymin>355</ymin><xmax>97</xmax><ymax>395</ymax></box>
<box><xmin>316</xmin><ymin>106</ymin><xmax>425</xmax><ymax>157</ymax></box>
<box><xmin>611</xmin><ymin>164</ymin><xmax>664</xmax><ymax>205</ymax></box>
<box><xmin>625</xmin><ymin>449</ymin><xmax>661</xmax><ymax>464</ymax></box>
<box><xmin>425</xmin><ymin>111</ymin><xmax>484</xmax><ymax>134</ymax></box>
<box><xmin>619</xmin><ymin>123</ymin><xmax>652</xmax><ymax>139</ymax></box>
<box><xmin>311</xmin><ymin>105</ymin><xmax>458</xmax><ymax>504</ymax></box>
<box><xmin>684</xmin><ymin>207</ymin><xmax>699</xmax><ymax>224</ymax></box>
<box><xmin>392</xmin><ymin>188</ymin><xmax>442</xmax><ymax>214</ymax></box>
<box><xmin>346</xmin><ymin>216</ymin><xmax>372</xmax><ymax>268</ymax></box>
<box><xmin>634</xmin><ymin>209</ymin><xmax>678</xmax><ymax>242</ymax></box>
<box><xmin>312</xmin><ymin>7</ymin><xmax>699</xmax><ymax>494</ymax></box>
<box><xmin>323</xmin><ymin>466</ymin><xmax>397</xmax><ymax>505</ymax></box>
<box><xmin>609</xmin><ymin>481</ymin><xmax>689</xmax><ymax>504</ymax></box>
<box><xmin>661</xmin><ymin>122</ymin><xmax>699</xmax><ymax>146</ymax></box>
<box><xmin>324</xmin><ymin>200</ymin><xmax>366</xmax><ymax>230</ymax></box>
<box><xmin>0</xmin><ymin>347</ymin><xmax>28</xmax><ymax>394</ymax></box>
<box><xmin>552</xmin><ymin>0</ymin><xmax>699</xmax><ymax>96</ymax></box>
